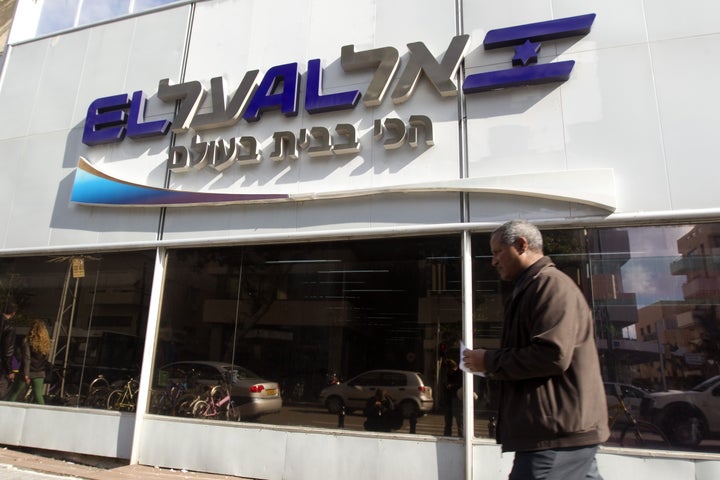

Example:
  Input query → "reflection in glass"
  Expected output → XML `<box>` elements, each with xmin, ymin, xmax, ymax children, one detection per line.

<box><xmin>472</xmin><ymin>223</ymin><xmax>720</xmax><ymax>453</ymax></box>
<box><xmin>77</xmin><ymin>0</ymin><xmax>132</xmax><ymax>27</ymax></box>
<box><xmin>153</xmin><ymin>236</ymin><xmax>463</xmax><ymax>436</ymax></box>
<box><xmin>32</xmin><ymin>0</ymin><xmax>182</xmax><ymax>39</ymax></box>
<box><xmin>0</xmin><ymin>251</ymin><xmax>154</xmax><ymax>408</ymax></box>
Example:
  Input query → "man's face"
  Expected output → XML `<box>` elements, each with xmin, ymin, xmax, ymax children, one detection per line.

<box><xmin>490</xmin><ymin>232</ymin><xmax>524</xmax><ymax>282</ymax></box>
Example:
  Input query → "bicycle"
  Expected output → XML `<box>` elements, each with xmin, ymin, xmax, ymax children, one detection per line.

<box><xmin>607</xmin><ymin>394</ymin><xmax>669</xmax><ymax>449</ymax></box>
<box><xmin>191</xmin><ymin>372</ymin><xmax>239</xmax><ymax>421</ymax></box>
<box><xmin>106</xmin><ymin>377</ymin><xmax>140</xmax><ymax>411</ymax></box>
<box><xmin>84</xmin><ymin>374</ymin><xmax>111</xmax><ymax>409</ymax></box>
<box><xmin>149</xmin><ymin>380</ymin><xmax>188</xmax><ymax>415</ymax></box>
<box><xmin>157</xmin><ymin>368</ymin><xmax>206</xmax><ymax>417</ymax></box>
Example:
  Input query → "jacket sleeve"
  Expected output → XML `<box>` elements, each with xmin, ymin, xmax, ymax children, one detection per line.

<box><xmin>21</xmin><ymin>340</ymin><xmax>31</xmax><ymax>378</ymax></box>
<box><xmin>1</xmin><ymin>327</ymin><xmax>15</xmax><ymax>373</ymax></box>
<box><xmin>485</xmin><ymin>271</ymin><xmax>587</xmax><ymax>380</ymax></box>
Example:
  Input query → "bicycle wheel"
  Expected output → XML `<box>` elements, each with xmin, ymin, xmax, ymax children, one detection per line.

<box><xmin>227</xmin><ymin>402</ymin><xmax>240</xmax><ymax>422</ymax></box>
<box><xmin>150</xmin><ymin>389</ymin><xmax>172</xmax><ymax>415</ymax></box>
<box><xmin>620</xmin><ymin>421</ymin><xmax>670</xmax><ymax>449</ymax></box>
<box><xmin>192</xmin><ymin>399</ymin><xmax>211</xmax><ymax>418</ymax></box>
<box><xmin>86</xmin><ymin>377</ymin><xmax>110</xmax><ymax>407</ymax></box>
<box><xmin>86</xmin><ymin>386</ymin><xmax>111</xmax><ymax>409</ymax></box>
<box><xmin>107</xmin><ymin>389</ymin><xmax>123</xmax><ymax>410</ymax></box>
<box><xmin>175</xmin><ymin>393</ymin><xmax>197</xmax><ymax>417</ymax></box>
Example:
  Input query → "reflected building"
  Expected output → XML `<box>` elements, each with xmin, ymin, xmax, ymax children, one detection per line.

<box><xmin>637</xmin><ymin>224</ymin><xmax>720</xmax><ymax>390</ymax></box>
<box><xmin>586</xmin><ymin>229</ymin><xmax>654</xmax><ymax>385</ymax></box>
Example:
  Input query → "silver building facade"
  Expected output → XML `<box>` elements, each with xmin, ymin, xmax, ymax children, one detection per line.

<box><xmin>1</xmin><ymin>1</ymin><xmax>720</xmax><ymax>478</ymax></box>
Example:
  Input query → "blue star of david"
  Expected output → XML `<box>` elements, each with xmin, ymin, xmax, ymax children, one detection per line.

<box><xmin>462</xmin><ymin>14</ymin><xmax>595</xmax><ymax>93</ymax></box>
<box><xmin>512</xmin><ymin>39</ymin><xmax>541</xmax><ymax>66</ymax></box>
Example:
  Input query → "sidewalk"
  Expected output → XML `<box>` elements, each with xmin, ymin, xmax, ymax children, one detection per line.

<box><xmin>0</xmin><ymin>447</ymin><xmax>249</xmax><ymax>480</ymax></box>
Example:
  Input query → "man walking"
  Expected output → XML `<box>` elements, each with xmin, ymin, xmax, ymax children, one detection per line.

<box><xmin>463</xmin><ymin>220</ymin><xmax>609</xmax><ymax>480</ymax></box>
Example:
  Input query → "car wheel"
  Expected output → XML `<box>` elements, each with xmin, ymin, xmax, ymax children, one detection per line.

<box><xmin>398</xmin><ymin>400</ymin><xmax>419</xmax><ymax>419</ymax></box>
<box><xmin>326</xmin><ymin>396</ymin><xmax>344</xmax><ymax>414</ymax></box>
<box><xmin>666</xmin><ymin>413</ymin><xmax>704</xmax><ymax>447</ymax></box>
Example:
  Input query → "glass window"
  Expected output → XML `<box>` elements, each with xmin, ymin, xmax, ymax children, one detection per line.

<box><xmin>152</xmin><ymin>236</ymin><xmax>462</xmax><ymax>436</ymax></box>
<box><xmin>0</xmin><ymin>251</ymin><xmax>154</xmax><ymax>408</ymax></box>
<box><xmin>77</xmin><ymin>0</ymin><xmax>132</xmax><ymax>27</ymax></box>
<box><xmin>35</xmin><ymin>0</ymin><xmax>80</xmax><ymax>37</ymax></box>
<box><xmin>29</xmin><ymin>0</ymin><xmax>182</xmax><ymax>40</ymax></box>
<box><xmin>472</xmin><ymin>223</ymin><xmax>720</xmax><ymax>453</ymax></box>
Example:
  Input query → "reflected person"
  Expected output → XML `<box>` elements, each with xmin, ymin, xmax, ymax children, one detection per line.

<box><xmin>363</xmin><ymin>388</ymin><xmax>396</xmax><ymax>432</ymax></box>
<box><xmin>0</xmin><ymin>301</ymin><xmax>17</xmax><ymax>400</ymax></box>
<box><xmin>7</xmin><ymin>320</ymin><xmax>51</xmax><ymax>404</ymax></box>
<box><xmin>442</xmin><ymin>359</ymin><xmax>463</xmax><ymax>437</ymax></box>
<box><xmin>462</xmin><ymin>220</ymin><xmax>609</xmax><ymax>480</ymax></box>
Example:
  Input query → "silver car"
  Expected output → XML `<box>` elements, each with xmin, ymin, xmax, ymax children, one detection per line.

<box><xmin>159</xmin><ymin>360</ymin><xmax>282</xmax><ymax>419</ymax></box>
<box><xmin>319</xmin><ymin>369</ymin><xmax>434</xmax><ymax>418</ymax></box>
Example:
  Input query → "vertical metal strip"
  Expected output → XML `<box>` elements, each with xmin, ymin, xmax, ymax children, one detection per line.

<box><xmin>455</xmin><ymin>0</ymin><xmax>470</xmax><ymax>224</ymax></box>
<box><xmin>456</xmin><ymin>2</ymin><xmax>474</xmax><ymax>479</ymax></box>
<box><xmin>461</xmin><ymin>230</ymin><xmax>474</xmax><ymax>480</ymax></box>
<box><xmin>129</xmin><ymin>247</ymin><xmax>167</xmax><ymax>465</ymax></box>
<box><xmin>158</xmin><ymin>2</ymin><xmax>197</xmax><ymax>241</ymax></box>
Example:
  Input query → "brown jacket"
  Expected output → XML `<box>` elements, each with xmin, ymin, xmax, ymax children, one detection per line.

<box><xmin>484</xmin><ymin>256</ymin><xmax>610</xmax><ymax>452</ymax></box>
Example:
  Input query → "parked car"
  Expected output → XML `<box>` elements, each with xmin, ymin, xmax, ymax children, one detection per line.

<box><xmin>158</xmin><ymin>360</ymin><xmax>282</xmax><ymax>419</ymax></box>
<box><xmin>641</xmin><ymin>375</ymin><xmax>720</xmax><ymax>447</ymax></box>
<box><xmin>319</xmin><ymin>369</ymin><xmax>434</xmax><ymax>418</ymax></box>
<box><xmin>604</xmin><ymin>382</ymin><xmax>649</xmax><ymax>420</ymax></box>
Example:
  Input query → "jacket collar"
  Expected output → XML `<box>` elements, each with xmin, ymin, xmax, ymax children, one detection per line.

<box><xmin>511</xmin><ymin>256</ymin><xmax>554</xmax><ymax>300</ymax></box>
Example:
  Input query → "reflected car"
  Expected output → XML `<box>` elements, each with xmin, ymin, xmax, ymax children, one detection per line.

<box><xmin>158</xmin><ymin>361</ymin><xmax>282</xmax><ymax>419</ymax></box>
<box><xmin>641</xmin><ymin>375</ymin><xmax>720</xmax><ymax>447</ymax></box>
<box><xmin>319</xmin><ymin>369</ymin><xmax>434</xmax><ymax>418</ymax></box>
<box><xmin>604</xmin><ymin>382</ymin><xmax>649</xmax><ymax>420</ymax></box>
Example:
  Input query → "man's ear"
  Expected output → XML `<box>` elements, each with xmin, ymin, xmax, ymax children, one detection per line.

<box><xmin>513</xmin><ymin>237</ymin><xmax>529</xmax><ymax>254</ymax></box>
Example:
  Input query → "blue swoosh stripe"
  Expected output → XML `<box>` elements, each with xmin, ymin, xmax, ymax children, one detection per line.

<box><xmin>71</xmin><ymin>158</ymin><xmax>289</xmax><ymax>206</ymax></box>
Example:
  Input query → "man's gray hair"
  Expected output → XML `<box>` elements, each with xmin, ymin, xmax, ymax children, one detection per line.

<box><xmin>492</xmin><ymin>220</ymin><xmax>544</xmax><ymax>252</ymax></box>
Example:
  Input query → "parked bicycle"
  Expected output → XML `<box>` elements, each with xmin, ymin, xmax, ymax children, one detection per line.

<box><xmin>149</xmin><ymin>380</ymin><xmax>188</xmax><ymax>416</ymax></box>
<box><xmin>607</xmin><ymin>393</ymin><xmax>669</xmax><ymax>449</ymax></box>
<box><xmin>190</xmin><ymin>372</ymin><xmax>239</xmax><ymax>421</ymax></box>
<box><xmin>107</xmin><ymin>377</ymin><xmax>140</xmax><ymax>411</ymax></box>
<box><xmin>84</xmin><ymin>374</ymin><xmax>112</xmax><ymax>409</ymax></box>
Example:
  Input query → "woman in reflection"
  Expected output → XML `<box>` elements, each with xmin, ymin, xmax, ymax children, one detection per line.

<box><xmin>7</xmin><ymin>320</ymin><xmax>51</xmax><ymax>404</ymax></box>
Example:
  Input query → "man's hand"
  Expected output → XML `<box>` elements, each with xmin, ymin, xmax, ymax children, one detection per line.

<box><xmin>462</xmin><ymin>348</ymin><xmax>487</xmax><ymax>373</ymax></box>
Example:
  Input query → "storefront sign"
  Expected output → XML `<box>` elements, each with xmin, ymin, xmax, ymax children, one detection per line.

<box><xmin>73</xmin><ymin>14</ymin><xmax>602</xmax><ymax>209</ymax></box>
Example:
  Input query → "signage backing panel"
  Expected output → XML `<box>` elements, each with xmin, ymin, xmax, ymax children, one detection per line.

<box><xmin>0</xmin><ymin>5</ymin><xmax>192</xmax><ymax>250</ymax></box>
<box><xmin>159</xmin><ymin>0</ymin><xmax>466</xmax><ymax>237</ymax></box>
<box><xmin>7</xmin><ymin>0</ymin><xmax>720</xmax><ymax>249</ymax></box>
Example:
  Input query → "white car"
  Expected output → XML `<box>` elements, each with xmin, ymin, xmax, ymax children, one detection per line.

<box><xmin>319</xmin><ymin>369</ymin><xmax>434</xmax><ymax>418</ymax></box>
<box><xmin>642</xmin><ymin>376</ymin><xmax>720</xmax><ymax>447</ymax></box>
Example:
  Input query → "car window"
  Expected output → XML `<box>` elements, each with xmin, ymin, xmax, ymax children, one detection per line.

<box><xmin>196</xmin><ymin>365</ymin><xmax>222</xmax><ymax>382</ymax></box>
<box><xmin>166</xmin><ymin>365</ymin><xmax>193</xmax><ymax>381</ymax></box>
<box><xmin>620</xmin><ymin>385</ymin><xmax>644</xmax><ymax>399</ymax></box>
<box><xmin>223</xmin><ymin>366</ymin><xmax>261</xmax><ymax>382</ymax></box>
<box><xmin>383</xmin><ymin>372</ymin><xmax>408</xmax><ymax>387</ymax></box>
<box><xmin>604</xmin><ymin>383</ymin><xmax>617</xmax><ymax>397</ymax></box>
<box><xmin>351</xmin><ymin>372</ymin><xmax>384</xmax><ymax>386</ymax></box>
<box><xmin>692</xmin><ymin>376</ymin><xmax>720</xmax><ymax>392</ymax></box>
